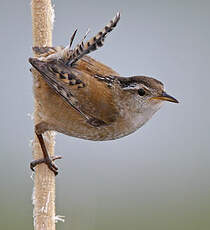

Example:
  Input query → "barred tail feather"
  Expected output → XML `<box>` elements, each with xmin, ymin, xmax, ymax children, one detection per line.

<box><xmin>67</xmin><ymin>12</ymin><xmax>120</xmax><ymax>66</ymax></box>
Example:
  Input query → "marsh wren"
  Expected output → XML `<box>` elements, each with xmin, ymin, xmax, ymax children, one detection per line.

<box><xmin>29</xmin><ymin>13</ymin><xmax>178</xmax><ymax>175</ymax></box>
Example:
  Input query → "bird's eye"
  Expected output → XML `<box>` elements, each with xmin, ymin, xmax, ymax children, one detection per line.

<box><xmin>138</xmin><ymin>88</ymin><xmax>145</xmax><ymax>96</ymax></box>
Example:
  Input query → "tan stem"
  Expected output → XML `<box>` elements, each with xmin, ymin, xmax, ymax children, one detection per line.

<box><xmin>31</xmin><ymin>0</ymin><xmax>56</xmax><ymax>229</ymax></box>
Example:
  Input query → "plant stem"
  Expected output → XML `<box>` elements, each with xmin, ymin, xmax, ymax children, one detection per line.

<box><xmin>31</xmin><ymin>0</ymin><xmax>56</xmax><ymax>229</ymax></box>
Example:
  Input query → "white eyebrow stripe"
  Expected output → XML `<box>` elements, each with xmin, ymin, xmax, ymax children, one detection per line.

<box><xmin>142</xmin><ymin>85</ymin><xmax>150</xmax><ymax>91</ymax></box>
<box><xmin>122</xmin><ymin>83</ymin><xmax>150</xmax><ymax>91</ymax></box>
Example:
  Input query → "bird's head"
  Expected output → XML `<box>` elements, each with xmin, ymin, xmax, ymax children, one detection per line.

<box><xmin>117</xmin><ymin>75</ymin><xmax>178</xmax><ymax>116</ymax></box>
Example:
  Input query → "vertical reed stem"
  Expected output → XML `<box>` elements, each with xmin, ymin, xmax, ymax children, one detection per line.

<box><xmin>31</xmin><ymin>1</ymin><xmax>56</xmax><ymax>229</ymax></box>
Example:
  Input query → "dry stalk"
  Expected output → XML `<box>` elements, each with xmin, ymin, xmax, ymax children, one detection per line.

<box><xmin>31</xmin><ymin>0</ymin><xmax>56</xmax><ymax>229</ymax></box>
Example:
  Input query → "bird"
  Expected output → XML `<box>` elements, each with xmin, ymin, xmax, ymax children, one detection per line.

<box><xmin>29</xmin><ymin>12</ymin><xmax>178</xmax><ymax>175</ymax></box>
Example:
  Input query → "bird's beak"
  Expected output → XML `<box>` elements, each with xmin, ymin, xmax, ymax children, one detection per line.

<box><xmin>151</xmin><ymin>92</ymin><xmax>179</xmax><ymax>103</ymax></box>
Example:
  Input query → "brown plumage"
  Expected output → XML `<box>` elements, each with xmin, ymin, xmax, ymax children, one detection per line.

<box><xmin>30</xmin><ymin>55</ymin><xmax>120</xmax><ymax>127</ymax></box>
<box><xmin>29</xmin><ymin>12</ymin><xmax>178</xmax><ymax>175</ymax></box>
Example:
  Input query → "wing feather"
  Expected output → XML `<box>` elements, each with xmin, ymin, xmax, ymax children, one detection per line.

<box><xmin>29</xmin><ymin>57</ymin><xmax>119</xmax><ymax>126</ymax></box>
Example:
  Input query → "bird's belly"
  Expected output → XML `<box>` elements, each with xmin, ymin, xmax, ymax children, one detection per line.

<box><xmin>39</xmin><ymin>89</ymin><xmax>162</xmax><ymax>141</ymax></box>
<box><xmin>49</xmin><ymin>110</ymin><xmax>152</xmax><ymax>141</ymax></box>
<box><xmin>52</xmin><ymin>120</ymin><xmax>136</xmax><ymax>141</ymax></box>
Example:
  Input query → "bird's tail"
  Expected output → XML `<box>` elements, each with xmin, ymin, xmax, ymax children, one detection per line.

<box><xmin>65</xmin><ymin>12</ymin><xmax>120</xmax><ymax>66</ymax></box>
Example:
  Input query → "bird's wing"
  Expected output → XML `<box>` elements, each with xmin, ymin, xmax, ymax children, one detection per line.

<box><xmin>29</xmin><ymin>57</ymin><xmax>119</xmax><ymax>127</ymax></box>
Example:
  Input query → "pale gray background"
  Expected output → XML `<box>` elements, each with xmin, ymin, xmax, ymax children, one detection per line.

<box><xmin>0</xmin><ymin>0</ymin><xmax>210</xmax><ymax>229</ymax></box>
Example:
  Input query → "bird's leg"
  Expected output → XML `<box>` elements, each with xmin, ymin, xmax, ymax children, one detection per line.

<box><xmin>30</xmin><ymin>129</ymin><xmax>62</xmax><ymax>175</ymax></box>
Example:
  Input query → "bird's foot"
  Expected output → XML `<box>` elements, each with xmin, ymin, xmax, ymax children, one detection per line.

<box><xmin>30</xmin><ymin>155</ymin><xmax>62</xmax><ymax>176</ymax></box>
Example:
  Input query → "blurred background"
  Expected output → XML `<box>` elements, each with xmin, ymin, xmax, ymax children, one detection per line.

<box><xmin>1</xmin><ymin>0</ymin><xmax>210</xmax><ymax>229</ymax></box>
